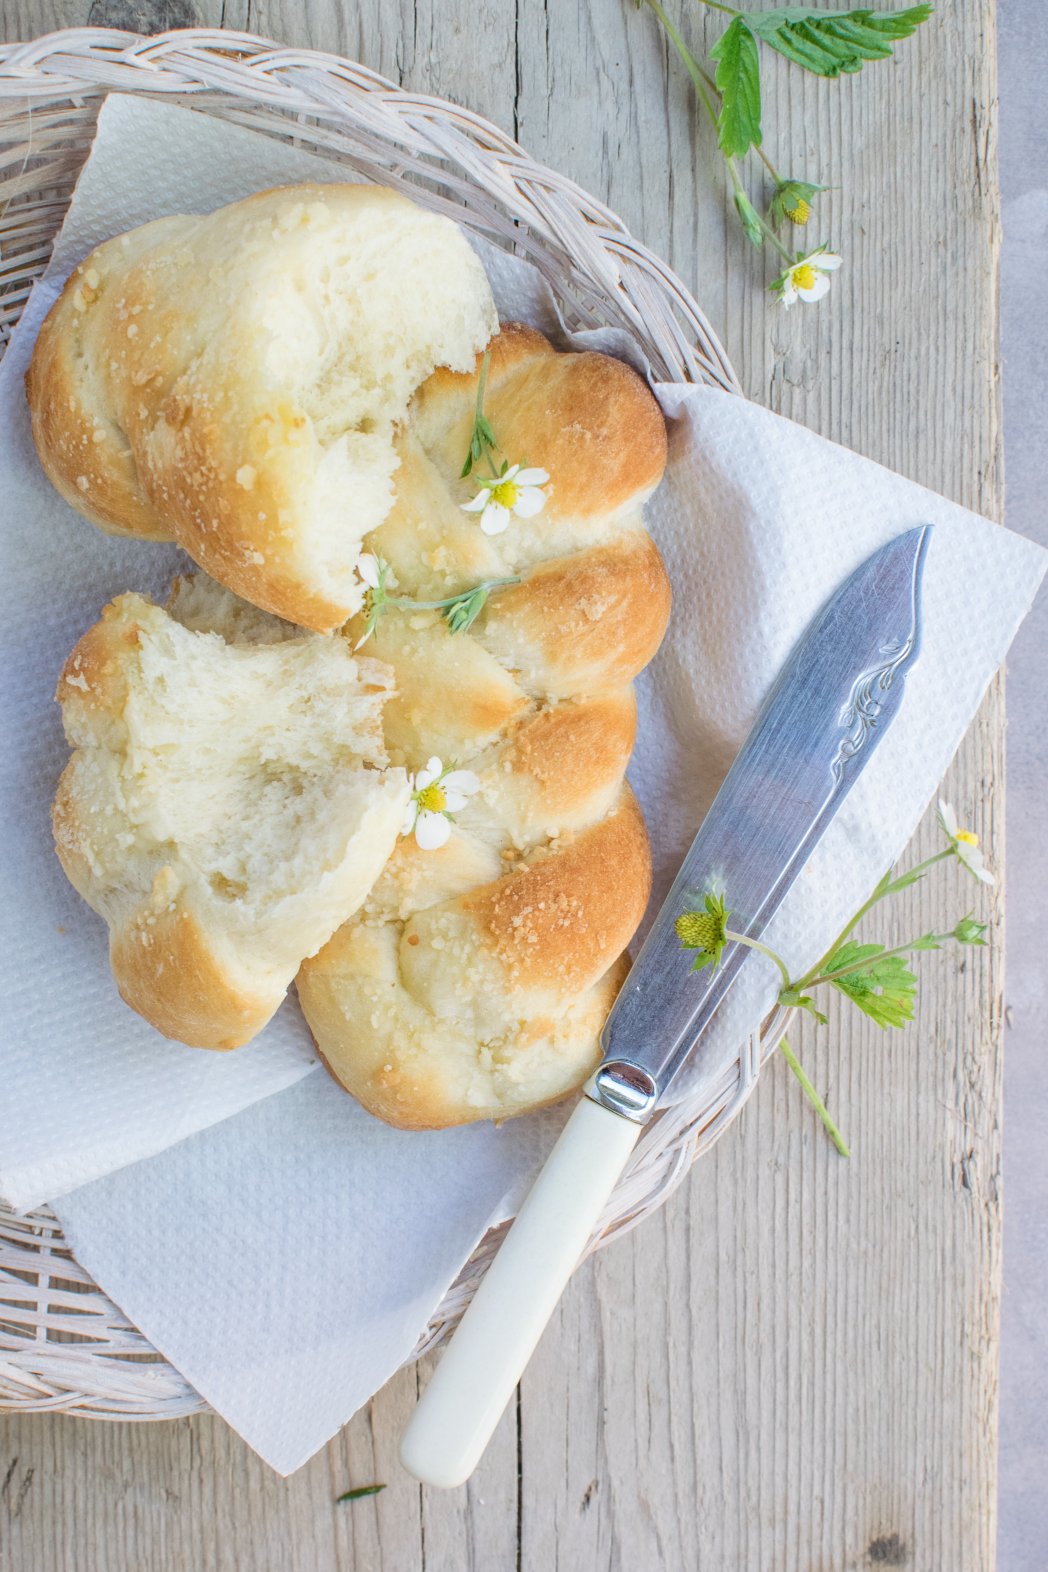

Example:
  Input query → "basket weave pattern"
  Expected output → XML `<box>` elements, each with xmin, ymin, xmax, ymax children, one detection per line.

<box><xmin>0</xmin><ymin>27</ymin><xmax>775</xmax><ymax>1422</ymax></box>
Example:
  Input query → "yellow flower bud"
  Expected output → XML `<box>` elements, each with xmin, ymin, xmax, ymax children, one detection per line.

<box><xmin>675</xmin><ymin>911</ymin><xmax>721</xmax><ymax>950</ymax></box>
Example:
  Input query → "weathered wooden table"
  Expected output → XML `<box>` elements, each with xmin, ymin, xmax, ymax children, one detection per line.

<box><xmin>0</xmin><ymin>2</ymin><xmax>1003</xmax><ymax>1569</ymax></box>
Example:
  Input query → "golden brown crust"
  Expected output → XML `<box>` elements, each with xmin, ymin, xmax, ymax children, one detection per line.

<box><xmin>487</xmin><ymin>690</ymin><xmax>637</xmax><ymax>838</ymax></box>
<box><xmin>305</xmin><ymin>941</ymin><xmax>632</xmax><ymax>1130</ymax></box>
<box><xmin>56</xmin><ymin>606</ymin><xmax>132</xmax><ymax>718</ymax></box>
<box><xmin>457</xmin><ymin>788</ymin><xmax>650</xmax><ymax>996</ymax></box>
<box><xmin>26</xmin><ymin>232</ymin><xmax>180</xmax><ymax>542</ymax></box>
<box><xmin>408</xmin><ymin>323</ymin><xmax>667</xmax><ymax>535</ymax></box>
<box><xmin>110</xmin><ymin>900</ymin><xmax>272</xmax><ymax>1052</ymax></box>
<box><xmin>481</xmin><ymin>534</ymin><xmax>672</xmax><ymax>694</ymax></box>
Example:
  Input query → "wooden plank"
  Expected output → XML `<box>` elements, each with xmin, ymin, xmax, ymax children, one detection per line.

<box><xmin>512</xmin><ymin>6</ymin><xmax>1003</xmax><ymax>1570</ymax></box>
<box><xmin>0</xmin><ymin>1</ymin><xmax>1003</xmax><ymax>1569</ymax></box>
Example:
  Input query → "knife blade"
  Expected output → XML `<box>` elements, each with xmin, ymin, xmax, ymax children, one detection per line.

<box><xmin>400</xmin><ymin>525</ymin><xmax>930</xmax><ymax>1488</ymax></box>
<box><xmin>592</xmin><ymin>521</ymin><xmax>931</xmax><ymax>1120</ymax></box>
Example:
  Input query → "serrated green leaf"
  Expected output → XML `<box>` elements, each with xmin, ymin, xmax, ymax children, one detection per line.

<box><xmin>829</xmin><ymin>948</ymin><xmax>918</xmax><ymax>1030</ymax></box>
<box><xmin>733</xmin><ymin>187</ymin><xmax>765</xmax><ymax>247</ymax></box>
<box><xmin>710</xmin><ymin>18</ymin><xmax>763</xmax><ymax>157</ymax></box>
<box><xmin>742</xmin><ymin>6</ymin><xmax>932</xmax><ymax>79</ymax></box>
<box><xmin>825</xmin><ymin>941</ymin><xmax>885</xmax><ymax>972</ymax></box>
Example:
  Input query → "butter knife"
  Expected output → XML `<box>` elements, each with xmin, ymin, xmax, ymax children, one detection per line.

<box><xmin>400</xmin><ymin>524</ymin><xmax>931</xmax><ymax>1488</ymax></box>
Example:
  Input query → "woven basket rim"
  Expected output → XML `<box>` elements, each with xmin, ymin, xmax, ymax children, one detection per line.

<box><xmin>0</xmin><ymin>24</ymin><xmax>773</xmax><ymax>1426</ymax></box>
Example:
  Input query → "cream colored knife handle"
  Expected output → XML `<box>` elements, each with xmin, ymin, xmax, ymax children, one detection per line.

<box><xmin>399</xmin><ymin>1096</ymin><xmax>642</xmax><ymax>1489</ymax></box>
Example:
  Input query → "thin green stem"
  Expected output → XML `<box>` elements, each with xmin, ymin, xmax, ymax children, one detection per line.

<box><xmin>882</xmin><ymin>848</ymin><xmax>954</xmax><ymax>891</ymax></box>
<box><xmin>804</xmin><ymin>932</ymin><xmax>955</xmax><ymax>992</ymax></box>
<box><xmin>642</xmin><ymin>0</ymin><xmax>795</xmax><ymax>258</ymax></box>
<box><xmin>695</xmin><ymin>0</ymin><xmax>739</xmax><ymax>13</ymax></box>
<box><xmin>725</xmin><ymin>155</ymin><xmax>793</xmax><ymax>261</ymax></box>
<box><xmin>644</xmin><ymin>0</ymin><xmax>722</xmax><ymax>129</ymax></box>
<box><xmin>473</xmin><ymin>348</ymin><xmax>490</xmax><ymax>427</ymax></box>
<box><xmin>725</xmin><ymin>929</ymin><xmax>792</xmax><ymax>991</ymax></box>
<box><xmin>753</xmin><ymin>141</ymin><xmax>783</xmax><ymax>184</ymax></box>
<box><xmin>793</xmin><ymin>850</ymin><xmax>954</xmax><ymax>992</ymax></box>
<box><xmin>779</xmin><ymin>1038</ymin><xmax>850</xmax><ymax>1157</ymax></box>
<box><xmin>387</xmin><ymin>576</ymin><xmax>520</xmax><ymax>612</ymax></box>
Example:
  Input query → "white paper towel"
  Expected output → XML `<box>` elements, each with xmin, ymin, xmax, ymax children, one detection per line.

<box><xmin>1</xmin><ymin>95</ymin><xmax>1043</xmax><ymax>1472</ymax></box>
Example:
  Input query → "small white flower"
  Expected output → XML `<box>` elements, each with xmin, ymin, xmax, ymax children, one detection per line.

<box><xmin>773</xmin><ymin>247</ymin><xmax>843</xmax><ymax>309</ymax></box>
<box><xmin>461</xmin><ymin>463</ymin><xmax>549</xmax><ymax>536</ymax></box>
<box><xmin>937</xmin><ymin>799</ymin><xmax>994</xmax><ymax>885</ymax></box>
<box><xmin>357</xmin><ymin>552</ymin><xmax>381</xmax><ymax>590</ymax></box>
<box><xmin>401</xmin><ymin>755</ymin><xmax>481</xmax><ymax>851</ymax></box>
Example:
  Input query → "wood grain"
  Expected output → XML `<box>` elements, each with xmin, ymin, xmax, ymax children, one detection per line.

<box><xmin>0</xmin><ymin>1</ymin><xmax>1004</xmax><ymax>1569</ymax></box>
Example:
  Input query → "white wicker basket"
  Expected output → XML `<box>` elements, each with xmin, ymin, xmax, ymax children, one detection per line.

<box><xmin>0</xmin><ymin>26</ymin><xmax>780</xmax><ymax>1422</ymax></box>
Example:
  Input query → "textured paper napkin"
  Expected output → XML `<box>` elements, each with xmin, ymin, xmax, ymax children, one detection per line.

<box><xmin>2</xmin><ymin>96</ymin><xmax>1043</xmax><ymax>1471</ymax></box>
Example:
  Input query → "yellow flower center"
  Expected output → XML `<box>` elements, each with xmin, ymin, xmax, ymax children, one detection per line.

<box><xmin>791</xmin><ymin>263</ymin><xmax>817</xmax><ymax>291</ymax></box>
<box><xmin>955</xmin><ymin>828</ymin><xmax>979</xmax><ymax>847</ymax></box>
<box><xmin>785</xmin><ymin>198</ymin><xmax>811</xmax><ymax>225</ymax></box>
<box><xmin>491</xmin><ymin>479</ymin><xmax>520</xmax><ymax>510</ymax></box>
<box><xmin>416</xmin><ymin>783</ymin><xmax>447</xmax><ymax>814</ymax></box>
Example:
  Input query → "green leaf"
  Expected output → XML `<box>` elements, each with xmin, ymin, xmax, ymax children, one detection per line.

<box><xmin>824</xmin><ymin>941</ymin><xmax>884</xmax><ymax>972</ymax></box>
<box><xmin>882</xmin><ymin>863</ymin><xmax>927</xmax><ymax>893</ymax></box>
<box><xmin>733</xmin><ymin>187</ymin><xmax>765</xmax><ymax>247</ymax></box>
<box><xmin>337</xmin><ymin>1483</ymin><xmax>386</xmax><ymax>1503</ymax></box>
<box><xmin>827</xmin><ymin>942</ymin><xmax>917</xmax><ymax>1030</ymax></box>
<box><xmin>742</xmin><ymin>5</ymin><xmax>932</xmax><ymax>79</ymax></box>
<box><xmin>710</xmin><ymin>18</ymin><xmax>763</xmax><ymax>157</ymax></box>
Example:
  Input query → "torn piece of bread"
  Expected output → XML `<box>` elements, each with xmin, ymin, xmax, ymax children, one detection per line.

<box><xmin>27</xmin><ymin>183</ymin><xmax>498</xmax><ymax>632</ymax></box>
<box><xmin>53</xmin><ymin>583</ymin><xmax>410</xmax><ymax>1049</ymax></box>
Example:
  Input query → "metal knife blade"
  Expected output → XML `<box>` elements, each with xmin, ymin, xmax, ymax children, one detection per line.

<box><xmin>589</xmin><ymin>524</ymin><xmax>931</xmax><ymax>1122</ymax></box>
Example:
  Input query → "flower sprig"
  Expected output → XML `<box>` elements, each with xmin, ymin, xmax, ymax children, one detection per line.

<box><xmin>675</xmin><ymin>800</ymin><xmax>991</xmax><ymax>1155</ymax></box>
<box><xmin>637</xmin><ymin>1</ymin><xmax>932</xmax><ymax>306</ymax></box>
<box><xmin>355</xmin><ymin>553</ymin><xmax>519</xmax><ymax>647</ymax></box>
<box><xmin>459</xmin><ymin>348</ymin><xmax>550</xmax><ymax>533</ymax></box>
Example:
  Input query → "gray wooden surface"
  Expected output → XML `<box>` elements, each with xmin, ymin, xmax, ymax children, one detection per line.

<box><xmin>0</xmin><ymin>2</ymin><xmax>1004</xmax><ymax>1569</ymax></box>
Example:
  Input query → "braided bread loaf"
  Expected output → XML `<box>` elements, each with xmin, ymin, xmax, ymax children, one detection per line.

<box><xmin>297</xmin><ymin>324</ymin><xmax>671</xmax><ymax>1128</ymax></box>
